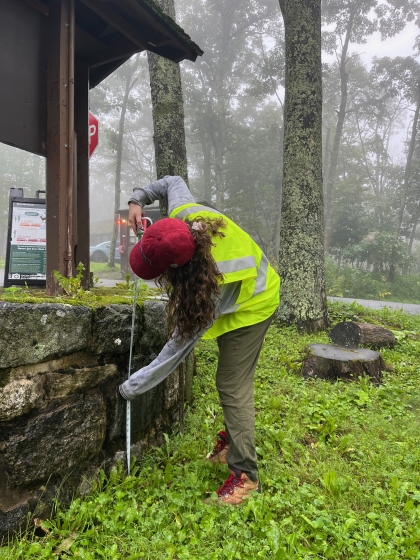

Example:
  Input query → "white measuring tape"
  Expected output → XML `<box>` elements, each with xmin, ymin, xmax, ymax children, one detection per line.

<box><xmin>126</xmin><ymin>276</ymin><xmax>138</xmax><ymax>476</ymax></box>
<box><xmin>125</xmin><ymin>215</ymin><xmax>153</xmax><ymax>475</ymax></box>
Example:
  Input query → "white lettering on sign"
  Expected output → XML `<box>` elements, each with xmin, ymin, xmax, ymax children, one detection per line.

<box><xmin>89</xmin><ymin>111</ymin><xmax>99</xmax><ymax>157</ymax></box>
<box><xmin>89</xmin><ymin>124</ymin><xmax>96</xmax><ymax>142</ymax></box>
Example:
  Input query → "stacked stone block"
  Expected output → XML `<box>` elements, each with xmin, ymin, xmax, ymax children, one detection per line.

<box><xmin>0</xmin><ymin>300</ymin><xmax>195</xmax><ymax>538</ymax></box>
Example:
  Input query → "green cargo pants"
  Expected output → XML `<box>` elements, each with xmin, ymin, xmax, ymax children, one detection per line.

<box><xmin>216</xmin><ymin>313</ymin><xmax>274</xmax><ymax>482</ymax></box>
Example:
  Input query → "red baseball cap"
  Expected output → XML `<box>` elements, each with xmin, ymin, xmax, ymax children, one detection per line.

<box><xmin>129</xmin><ymin>218</ymin><xmax>196</xmax><ymax>280</ymax></box>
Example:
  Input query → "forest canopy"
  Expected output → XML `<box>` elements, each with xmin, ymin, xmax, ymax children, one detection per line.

<box><xmin>0</xmin><ymin>0</ymin><xmax>419</xmax><ymax>301</ymax></box>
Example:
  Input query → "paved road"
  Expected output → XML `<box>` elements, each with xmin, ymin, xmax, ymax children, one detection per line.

<box><xmin>96</xmin><ymin>277</ymin><xmax>156</xmax><ymax>288</ymax></box>
<box><xmin>328</xmin><ymin>296</ymin><xmax>420</xmax><ymax>315</ymax></box>
<box><xmin>1</xmin><ymin>269</ymin><xmax>419</xmax><ymax>314</ymax></box>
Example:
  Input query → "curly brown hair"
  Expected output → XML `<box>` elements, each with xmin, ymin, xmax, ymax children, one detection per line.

<box><xmin>155</xmin><ymin>216</ymin><xmax>227</xmax><ymax>342</ymax></box>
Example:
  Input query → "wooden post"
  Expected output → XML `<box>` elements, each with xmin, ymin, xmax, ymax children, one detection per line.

<box><xmin>74</xmin><ymin>61</ymin><xmax>90</xmax><ymax>289</ymax></box>
<box><xmin>67</xmin><ymin>0</ymin><xmax>75</xmax><ymax>278</ymax></box>
<box><xmin>46</xmin><ymin>0</ymin><xmax>71</xmax><ymax>294</ymax></box>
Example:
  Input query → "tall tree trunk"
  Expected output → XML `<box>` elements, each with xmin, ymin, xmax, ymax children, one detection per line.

<box><xmin>147</xmin><ymin>0</ymin><xmax>189</xmax><ymax>217</ymax></box>
<box><xmin>199</xmin><ymin>130</ymin><xmax>212</xmax><ymax>203</ymax></box>
<box><xmin>397</xmin><ymin>80</ymin><xmax>420</xmax><ymax>234</ymax></box>
<box><xmin>208</xmin><ymin>94</ymin><xmax>227</xmax><ymax>210</ymax></box>
<box><xmin>322</xmin><ymin>125</ymin><xmax>331</xmax><ymax>192</ymax></box>
<box><xmin>324</xmin><ymin>8</ymin><xmax>356</xmax><ymax>252</ymax></box>
<box><xmin>402</xmin><ymin>219</ymin><xmax>418</xmax><ymax>276</ymax></box>
<box><xmin>269</xmin><ymin>121</ymin><xmax>284</xmax><ymax>263</ymax></box>
<box><xmin>278</xmin><ymin>0</ymin><xmax>327</xmax><ymax>332</ymax></box>
<box><xmin>408</xmin><ymin>205</ymin><xmax>420</xmax><ymax>253</ymax></box>
<box><xmin>269</xmin><ymin>175</ymin><xmax>283</xmax><ymax>264</ymax></box>
<box><xmin>108</xmin><ymin>61</ymin><xmax>138</xmax><ymax>268</ymax></box>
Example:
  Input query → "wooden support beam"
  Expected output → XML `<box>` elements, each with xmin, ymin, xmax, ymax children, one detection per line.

<box><xmin>89</xmin><ymin>35</ymin><xmax>141</xmax><ymax>69</ymax></box>
<box><xmin>89</xmin><ymin>56</ymin><xmax>131</xmax><ymax>89</ymax></box>
<box><xmin>46</xmin><ymin>0</ymin><xmax>71</xmax><ymax>294</ymax></box>
<box><xmin>121</xmin><ymin>0</ymin><xmax>185</xmax><ymax>50</ymax></box>
<box><xmin>75</xmin><ymin>23</ymin><xmax>108</xmax><ymax>59</ymax></box>
<box><xmin>79</xmin><ymin>0</ymin><xmax>149</xmax><ymax>51</ymax></box>
<box><xmin>74</xmin><ymin>61</ymin><xmax>90</xmax><ymax>289</ymax></box>
<box><xmin>24</xmin><ymin>0</ymin><xmax>49</xmax><ymax>17</ymax></box>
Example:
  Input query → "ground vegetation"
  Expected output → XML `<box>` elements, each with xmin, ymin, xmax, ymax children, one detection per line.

<box><xmin>1</xmin><ymin>302</ymin><xmax>420</xmax><ymax>558</ymax></box>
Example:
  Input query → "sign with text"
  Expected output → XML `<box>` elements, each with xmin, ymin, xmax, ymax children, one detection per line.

<box><xmin>89</xmin><ymin>111</ymin><xmax>99</xmax><ymax>157</ymax></box>
<box><xmin>4</xmin><ymin>197</ymin><xmax>46</xmax><ymax>287</ymax></box>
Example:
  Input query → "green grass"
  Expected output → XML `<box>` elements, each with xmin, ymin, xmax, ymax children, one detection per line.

<box><xmin>90</xmin><ymin>263</ymin><xmax>122</xmax><ymax>280</ymax></box>
<box><xmin>2</xmin><ymin>302</ymin><xmax>420</xmax><ymax>559</ymax></box>
<box><xmin>0</xmin><ymin>258</ymin><xmax>5</xmax><ymax>269</ymax></box>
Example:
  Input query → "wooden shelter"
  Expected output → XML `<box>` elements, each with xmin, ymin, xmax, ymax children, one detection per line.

<box><xmin>0</xmin><ymin>0</ymin><xmax>202</xmax><ymax>293</ymax></box>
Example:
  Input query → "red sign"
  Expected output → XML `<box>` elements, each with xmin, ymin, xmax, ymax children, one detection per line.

<box><xmin>89</xmin><ymin>111</ymin><xmax>99</xmax><ymax>157</ymax></box>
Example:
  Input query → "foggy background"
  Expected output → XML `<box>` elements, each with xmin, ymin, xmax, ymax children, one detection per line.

<box><xmin>1</xmin><ymin>0</ymin><xmax>419</xmax><ymax>301</ymax></box>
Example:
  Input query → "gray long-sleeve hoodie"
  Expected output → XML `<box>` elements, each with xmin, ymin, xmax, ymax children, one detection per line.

<box><xmin>119</xmin><ymin>176</ymin><xmax>241</xmax><ymax>401</ymax></box>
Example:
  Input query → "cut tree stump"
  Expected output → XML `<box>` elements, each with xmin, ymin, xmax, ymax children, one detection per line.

<box><xmin>329</xmin><ymin>321</ymin><xmax>396</xmax><ymax>349</ymax></box>
<box><xmin>302</xmin><ymin>344</ymin><xmax>386</xmax><ymax>383</ymax></box>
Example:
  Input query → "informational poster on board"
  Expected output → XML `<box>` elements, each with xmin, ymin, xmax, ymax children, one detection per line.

<box><xmin>7</xmin><ymin>201</ymin><xmax>46</xmax><ymax>282</ymax></box>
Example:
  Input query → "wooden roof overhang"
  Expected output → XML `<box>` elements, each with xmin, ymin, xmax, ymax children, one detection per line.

<box><xmin>0</xmin><ymin>0</ymin><xmax>202</xmax><ymax>156</ymax></box>
<box><xmin>74</xmin><ymin>0</ymin><xmax>203</xmax><ymax>87</ymax></box>
<box><xmin>0</xmin><ymin>0</ymin><xmax>202</xmax><ymax>293</ymax></box>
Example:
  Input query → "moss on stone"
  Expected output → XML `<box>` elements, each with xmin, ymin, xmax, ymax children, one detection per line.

<box><xmin>0</xmin><ymin>284</ymin><xmax>159</xmax><ymax>309</ymax></box>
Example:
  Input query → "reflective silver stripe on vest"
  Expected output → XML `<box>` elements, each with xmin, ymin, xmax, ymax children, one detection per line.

<box><xmin>253</xmin><ymin>254</ymin><xmax>268</xmax><ymax>297</ymax></box>
<box><xmin>223</xmin><ymin>303</ymin><xmax>240</xmax><ymax>314</ymax></box>
<box><xmin>216</xmin><ymin>256</ymin><xmax>256</xmax><ymax>275</ymax></box>
<box><xmin>173</xmin><ymin>205</ymin><xmax>221</xmax><ymax>219</ymax></box>
<box><xmin>221</xmin><ymin>254</ymin><xmax>269</xmax><ymax>315</ymax></box>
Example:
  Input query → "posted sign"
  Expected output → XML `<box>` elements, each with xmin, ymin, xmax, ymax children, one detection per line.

<box><xmin>89</xmin><ymin>111</ymin><xmax>99</xmax><ymax>157</ymax></box>
<box><xmin>4</xmin><ymin>196</ymin><xmax>46</xmax><ymax>286</ymax></box>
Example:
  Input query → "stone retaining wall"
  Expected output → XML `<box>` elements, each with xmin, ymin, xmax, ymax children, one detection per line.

<box><xmin>0</xmin><ymin>300</ymin><xmax>195</xmax><ymax>539</ymax></box>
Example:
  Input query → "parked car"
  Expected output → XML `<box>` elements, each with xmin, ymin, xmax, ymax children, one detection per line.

<box><xmin>89</xmin><ymin>241</ymin><xmax>120</xmax><ymax>263</ymax></box>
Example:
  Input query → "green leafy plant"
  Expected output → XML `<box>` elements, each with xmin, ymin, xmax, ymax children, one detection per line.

<box><xmin>3</xmin><ymin>286</ymin><xmax>23</xmax><ymax>296</ymax></box>
<box><xmin>53</xmin><ymin>262</ymin><xmax>85</xmax><ymax>297</ymax></box>
<box><xmin>116</xmin><ymin>272</ymin><xmax>135</xmax><ymax>290</ymax></box>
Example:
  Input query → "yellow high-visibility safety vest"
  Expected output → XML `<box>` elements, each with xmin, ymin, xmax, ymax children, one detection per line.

<box><xmin>170</xmin><ymin>203</ymin><xmax>280</xmax><ymax>339</ymax></box>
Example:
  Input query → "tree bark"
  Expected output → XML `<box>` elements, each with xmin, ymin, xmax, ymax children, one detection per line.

<box><xmin>199</xmin><ymin>130</ymin><xmax>212</xmax><ymax>203</ymax></box>
<box><xmin>269</xmin><ymin>175</ymin><xmax>283</xmax><ymax>264</ymax></box>
<box><xmin>269</xmin><ymin>121</ymin><xmax>284</xmax><ymax>264</ymax></box>
<box><xmin>329</xmin><ymin>321</ymin><xmax>396</xmax><ymax>349</ymax></box>
<box><xmin>147</xmin><ymin>0</ymin><xmax>189</xmax><ymax>217</ymax></box>
<box><xmin>324</xmin><ymin>8</ymin><xmax>356</xmax><ymax>252</ymax></box>
<box><xmin>397</xmin><ymin>80</ymin><xmax>420</xmax><ymax>235</ymax></box>
<box><xmin>108</xmin><ymin>61</ymin><xmax>138</xmax><ymax>268</ymax></box>
<box><xmin>408</xmin><ymin>207</ymin><xmax>420</xmax><ymax>251</ymax></box>
<box><xmin>277</xmin><ymin>0</ymin><xmax>327</xmax><ymax>332</ymax></box>
<box><xmin>322</xmin><ymin>125</ymin><xmax>331</xmax><ymax>191</ymax></box>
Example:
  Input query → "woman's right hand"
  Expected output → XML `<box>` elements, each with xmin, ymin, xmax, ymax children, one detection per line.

<box><xmin>128</xmin><ymin>203</ymin><xmax>143</xmax><ymax>235</ymax></box>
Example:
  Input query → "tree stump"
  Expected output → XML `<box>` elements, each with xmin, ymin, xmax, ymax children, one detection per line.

<box><xmin>302</xmin><ymin>344</ymin><xmax>385</xmax><ymax>383</ymax></box>
<box><xmin>329</xmin><ymin>322</ymin><xmax>396</xmax><ymax>349</ymax></box>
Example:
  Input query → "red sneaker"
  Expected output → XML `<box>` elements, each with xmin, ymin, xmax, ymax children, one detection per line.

<box><xmin>205</xmin><ymin>430</ymin><xmax>230</xmax><ymax>464</ymax></box>
<box><xmin>206</xmin><ymin>469</ymin><xmax>260</xmax><ymax>506</ymax></box>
